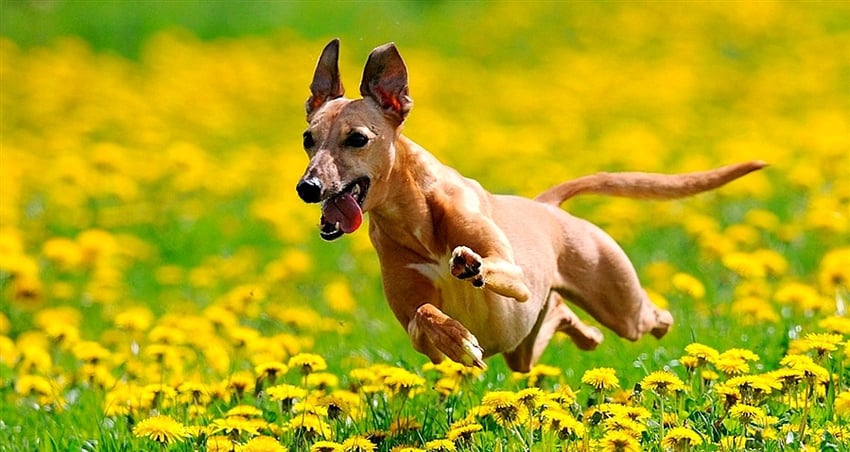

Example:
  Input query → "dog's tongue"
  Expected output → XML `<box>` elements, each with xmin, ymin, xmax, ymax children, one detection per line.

<box><xmin>323</xmin><ymin>193</ymin><xmax>363</xmax><ymax>233</ymax></box>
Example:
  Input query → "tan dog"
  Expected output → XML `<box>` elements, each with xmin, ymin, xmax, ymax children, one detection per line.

<box><xmin>296</xmin><ymin>39</ymin><xmax>765</xmax><ymax>372</ymax></box>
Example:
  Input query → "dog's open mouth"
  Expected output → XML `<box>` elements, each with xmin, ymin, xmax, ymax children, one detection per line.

<box><xmin>320</xmin><ymin>178</ymin><xmax>370</xmax><ymax>241</ymax></box>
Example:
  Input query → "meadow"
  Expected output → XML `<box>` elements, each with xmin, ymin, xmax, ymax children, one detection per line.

<box><xmin>1</xmin><ymin>2</ymin><xmax>849</xmax><ymax>451</ymax></box>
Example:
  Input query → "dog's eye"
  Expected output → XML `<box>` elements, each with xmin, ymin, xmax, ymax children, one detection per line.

<box><xmin>345</xmin><ymin>132</ymin><xmax>369</xmax><ymax>148</ymax></box>
<box><xmin>303</xmin><ymin>131</ymin><xmax>315</xmax><ymax>149</ymax></box>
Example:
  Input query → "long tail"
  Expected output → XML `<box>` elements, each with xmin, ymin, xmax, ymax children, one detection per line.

<box><xmin>534</xmin><ymin>160</ymin><xmax>767</xmax><ymax>206</ymax></box>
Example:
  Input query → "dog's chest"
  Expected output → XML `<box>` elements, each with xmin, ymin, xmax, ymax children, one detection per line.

<box><xmin>406</xmin><ymin>253</ymin><xmax>528</xmax><ymax>352</ymax></box>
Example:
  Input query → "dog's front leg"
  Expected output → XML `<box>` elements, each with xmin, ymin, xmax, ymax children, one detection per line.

<box><xmin>408</xmin><ymin>303</ymin><xmax>486</xmax><ymax>369</ymax></box>
<box><xmin>450</xmin><ymin>246</ymin><xmax>532</xmax><ymax>302</ymax></box>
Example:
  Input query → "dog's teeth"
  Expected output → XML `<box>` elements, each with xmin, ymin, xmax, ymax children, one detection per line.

<box><xmin>334</xmin><ymin>221</ymin><xmax>341</xmax><ymax>230</ymax></box>
<box><xmin>352</xmin><ymin>184</ymin><xmax>360</xmax><ymax>197</ymax></box>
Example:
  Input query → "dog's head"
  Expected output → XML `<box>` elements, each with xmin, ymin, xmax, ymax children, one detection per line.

<box><xmin>296</xmin><ymin>39</ymin><xmax>413</xmax><ymax>241</ymax></box>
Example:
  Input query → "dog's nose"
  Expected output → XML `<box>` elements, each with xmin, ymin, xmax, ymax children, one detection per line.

<box><xmin>296</xmin><ymin>177</ymin><xmax>323</xmax><ymax>203</ymax></box>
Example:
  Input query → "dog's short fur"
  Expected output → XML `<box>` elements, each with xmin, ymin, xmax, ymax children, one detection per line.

<box><xmin>297</xmin><ymin>39</ymin><xmax>765</xmax><ymax>372</ymax></box>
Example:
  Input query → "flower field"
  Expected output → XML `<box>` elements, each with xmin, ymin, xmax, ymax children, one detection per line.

<box><xmin>1</xmin><ymin>2</ymin><xmax>849</xmax><ymax>451</ymax></box>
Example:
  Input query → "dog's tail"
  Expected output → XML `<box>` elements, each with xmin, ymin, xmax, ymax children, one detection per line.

<box><xmin>534</xmin><ymin>160</ymin><xmax>767</xmax><ymax>206</ymax></box>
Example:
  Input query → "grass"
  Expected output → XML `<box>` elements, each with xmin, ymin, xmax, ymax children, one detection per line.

<box><xmin>1</xmin><ymin>1</ymin><xmax>849</xmax><ymax>451</ymax></box>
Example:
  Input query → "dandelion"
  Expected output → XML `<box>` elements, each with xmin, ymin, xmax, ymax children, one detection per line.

<box><xmin>545</xmin><ymin>408</ymin><xmax>584</xmax><ymax>441</ymax></box>
<box><xmin>661</xmin><ymin>426</ymin><xmax>703</xmax><ymax>450</ymax></box>
<box><xmin>726</xmin><ymin>374</ymin><xmax>780</xmax><ymax>404</ymax></box>
<box><xmin>341</xmin><ymin>436</ymin><xmax>376</xmax><ymax>452</ymax></box>
<box><xmin>729</xmin><ymin>403</ymin><xmax>767</xmax><ymax>427</ymax></box>
<box><xmin>683</xmin><ymin>343</ymin><xmax>719</xmax><ymax>365</ymax></box>
<box><xmin>206</xmin><ymin>435</ymin><xmax>234</xmax><ymax>452</ymax></box>
<box><xmin>382</xmin><ymin>367</ymin><xmax>425</xmax><ymax>398</ymax></box>
<box><xmin>226</xmin><ymin>404</ymin><xmax>263</xmax><ymax>418</ymax></box>
<box><xmin>599</xmin><ymin>430</ymin><xmax>640</xmax><ymax>452</ymax></box>
<box><xmin>603</xmin><ymin>414</ymin><xmax>646</xmax><ymax>437</ymax></box>
<box><xmin>547</xmin><ymin>384</ymin><xmax>578</xmax><ymax>407</ymax></box>
<box><xmin>227</xmin><ymin>370</ymin><xmax>256</xmax><ymax>399</ymax></box>
<box><xmin>311</xmin><ymin>441</ymin><xmax>344</xmax><ymax>452</ymax></box>
<box><xmin>722</xmin><ymin>251</ymin><xmax>766</xmax><ymax>279</ymax></box>
<box><xmin>424</xmin><ymin>439</ymin><xmax>456</xmax><ymax>451</ymax></box>
<box><xmin>210</xmin><ymin>416</ymin><xmax>261</xmax><ymax>440</ymax></box>
<box><xmin>641</xmin><ymin>370</ymin><xmax>687</xmax><ymax>397</ymax></box>
<box><xmin>132</xmin><ymin>414</ymin><xmax>188</xmax><ymax>445</ymax></box>
<box><xmin>239</xmin><ymin>435</ymin><xmax>288</xmax><ymax>452</ymax></box>
<box><xmin>287</xmin><ymin>413</ymin><xmax>330</xmax><ymax>440</ymax></box>
<box><xmin>481</xmin><ymin>391</ymin><xmax>529</xmax><ymax>427</ymax></box>
<box><xmin>799</xmin><ymin>332</ymin><xmax>844</xmax><ymax>358</ymax></box>
<box><xmin>835</xmin><ymin>390</ymin><xmax>850</xmax><ymax>417</ymax></box>
<box><xmin>526</xmin><ymin>363</ymin><xmax>562</xmax><ymax>387</ymax></box>
<box><xmin>288</xmin><ymin>353</ymin><xmax>327</xmax><ymax>376</ymax></box>
<box><xmin>672</xmin><ymin>272</ymin><xmax>705</xmax><ymax>298</ymax></box>
<box><xmin>516</xmin><ymin>387</ymin><xmax>544</xmax><ymax>411</ymax></box>
<box><xmin>446</xmin><ymin>422</ymin><xmax>482</xmax><ymax>443</ymax></box>
<box><xmin>581</xmin><ymin>367</ymin><xmax>620</xmax><ymax>391</ymax></box>
<box><xmin>255</xmin><ymin>360</ymin><xmax>288</xmax><ymax>386</ymax></box>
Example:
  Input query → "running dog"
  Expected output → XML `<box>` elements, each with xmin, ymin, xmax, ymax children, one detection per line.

<box><xmin>296</xmin><ymin>39</ymin><xmax>765</xmax><ymax>372</ymax></box>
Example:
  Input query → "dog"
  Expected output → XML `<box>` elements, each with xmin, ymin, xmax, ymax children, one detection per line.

<box><xmin>296</xmin><ymin>39</ymin><xmax>765</xmax><ymax>372</ymax></box>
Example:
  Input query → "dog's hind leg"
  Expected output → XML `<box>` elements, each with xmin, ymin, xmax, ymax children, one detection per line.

<box><xmin>556</xmin><ymin>217</ymin><xmax>673</xmax><ymax>341</ymax></box>
<box><xmin>503</xmin><ymin>292</ymin><xmax>604</xmax><ymax>372</ymax></box>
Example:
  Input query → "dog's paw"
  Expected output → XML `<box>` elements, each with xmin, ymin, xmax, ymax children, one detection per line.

<box><xmin>450</xmin><ymin>246</ymin><xmax>484</xmax><ymax>287</ymax></box>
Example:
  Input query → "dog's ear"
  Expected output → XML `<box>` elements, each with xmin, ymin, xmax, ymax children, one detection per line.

<box><xmin>306</xmin><ymin>38</ymin><xmax>345</xmax><ymax>118</ymax></box>
<box><xmin>360</xmin><ymin>43</ymin><xmax>413</xmax><ymax>123</ymax></box>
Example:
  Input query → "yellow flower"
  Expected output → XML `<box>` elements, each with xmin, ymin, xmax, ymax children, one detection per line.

<box><xmin>835</xmin><ymin>390</ymin><xmax>850</xmax><ymax>417</ymax></box>
<box><xmin>603</xmin><ymin>414</ymin><xmax>645</xmax><ymax>437</ymax></box>
<box><xmin>582</xmin><ymin>367</ymin><xmax>620</xmax><ymax>391</ymax></box>
<box><xmin>672</xmin><ymin>272</ymin><xmax>705</xmax><ymax>298</ymax></box>
<box><xmin>661</xmin><ymin>426</ymin><xmax>703</xmax><ymax>448</ymax></box>
<box><xmin>446</xmin><ymin>422</ymin><xmax>482</xmax><ymax>442</ymax></box>
<box><xmin>728</xmin><ymin>403</ymin><xmax>767</xmax><ymax>425</ymax></box>
<box><xmin>640</xmin><ymin>370</ymin><xmax>687</xmax><ymax>397</ymax></box>
<box><xmin>341</xmin><ymin>436</ymin><xmax>376</xmax><ymax>452</ymax></box>
<box><xmin>818</xmin><ymin>247</ymin><xmax>850</xmax><ymax>292</ymax></box>
<box><xmin>132</xmin><ymin>415</ymin><xmax>189</xmax><ymax>445</ymax></box>
<box><xmin>239</xmin><ymin>435</ymin><xmax>288</xmax><ymax>452</ymax></box>
<box><xmin>311</xmin><ymin>441</ymin><xmax>344</xmax><ymax>452</ymax></box>
<box><xmin>722</xmin><ymin>251</ymin><xmax>767</xmax><ymax>279</ymax></box>
<box><xmin>226</xmin><ymin>404</ymin><xmax>263</xmax><ymax>418</ymax></box>
<box><xmin>775</xmin><ymin>282</ymin><xmax>827</xmax><ymax>312</ymax></box>
<box><xmin>206</xmin><ymin>435</ymin><xmax>235</xmax><ymax>452</ymax></box>
<box><xmin>684</xmin><ymin>342</ymin><xmax>719</xmax><ymax>365</ymax></box>
<box><xmin>287</xmin><ymin>413</ymin><xmax>330</xmax><ymax>438</ymax></box>
<box><xmin>266</xmin><ymin>383</ymin><xmax>307</xmax><ymax>411</ymax></box>
<box><xmin>210</xmin><ymin>416</ymin><xmax>260</xmax><ymax>438</ymax></box>
<box><xmin>545</xmin><ymin>408</ymin><xmax>584</xmax><ymax>441</ymax></box>
<box><xmin>526</xmin><ymin>363</ymin><xmax>562</xmax><ymax>386</ymax></box>
<box><xmin>547</xmin><ymin>384</ymin><xmax>578</xmax><ymax>407</ymax></box>
<box><xmin>799</xmin><ymin>332</ymin><xmax>844</xmax><ymax>357</ymax></box>
<box><xmin>730</xmin><ymin>296</ymin><xmax>780</xmax><ymax>324</ymax></box>
<box><xmin>424</xmin><ymin>439</ymin><xmax>456</xmax><ymax>451</ymax></box>
<box><xmin>255</xmin><ymin>361</ymin><xmax>289</xmax><ymax>384</ymax></box>
<box><xmin>516</xmin><ymin>387</ymin><xmax>544</xmax><ymax>410</ymax></box>
<box><xmin>480</xmin><ymin>391</ymin><xmax>529</xmax><ymax>427</ymax></box>
<box><xmin>288</xmin><ymin>352</ymin><xmax>327</xmax><ymax>375</ymax></box>
<box><xmin>381</xmin><ymin>367</ymin><xmax>425</xmax><ymax>398</ymax></box>
<box><xmin>599</xmin><ymin>430</ymin><xmax>640</xmax><ymax>452</ymax></box>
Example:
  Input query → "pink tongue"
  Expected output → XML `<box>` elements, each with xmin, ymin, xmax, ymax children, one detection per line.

<box><xmin>322</xmin><ymin>193</ymin><xmax>363</xmax><ymax>233</ymax></box>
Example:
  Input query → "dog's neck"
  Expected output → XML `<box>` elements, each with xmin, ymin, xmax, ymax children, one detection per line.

<box><xmin>367</xmin><ymin>135</ymin><xmax>446</xmax><ymax>259</ymax></box>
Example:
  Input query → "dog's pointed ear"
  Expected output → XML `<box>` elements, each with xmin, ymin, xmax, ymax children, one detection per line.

<box><xmin>306</xmin><ymin>38</ymin><xmax>345</xmax><ymax>117</ymax></box>
<box><xmin>359</xmin><ymin>42</ymin><xmax>412</xmax><ymax>123</ymax></box>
